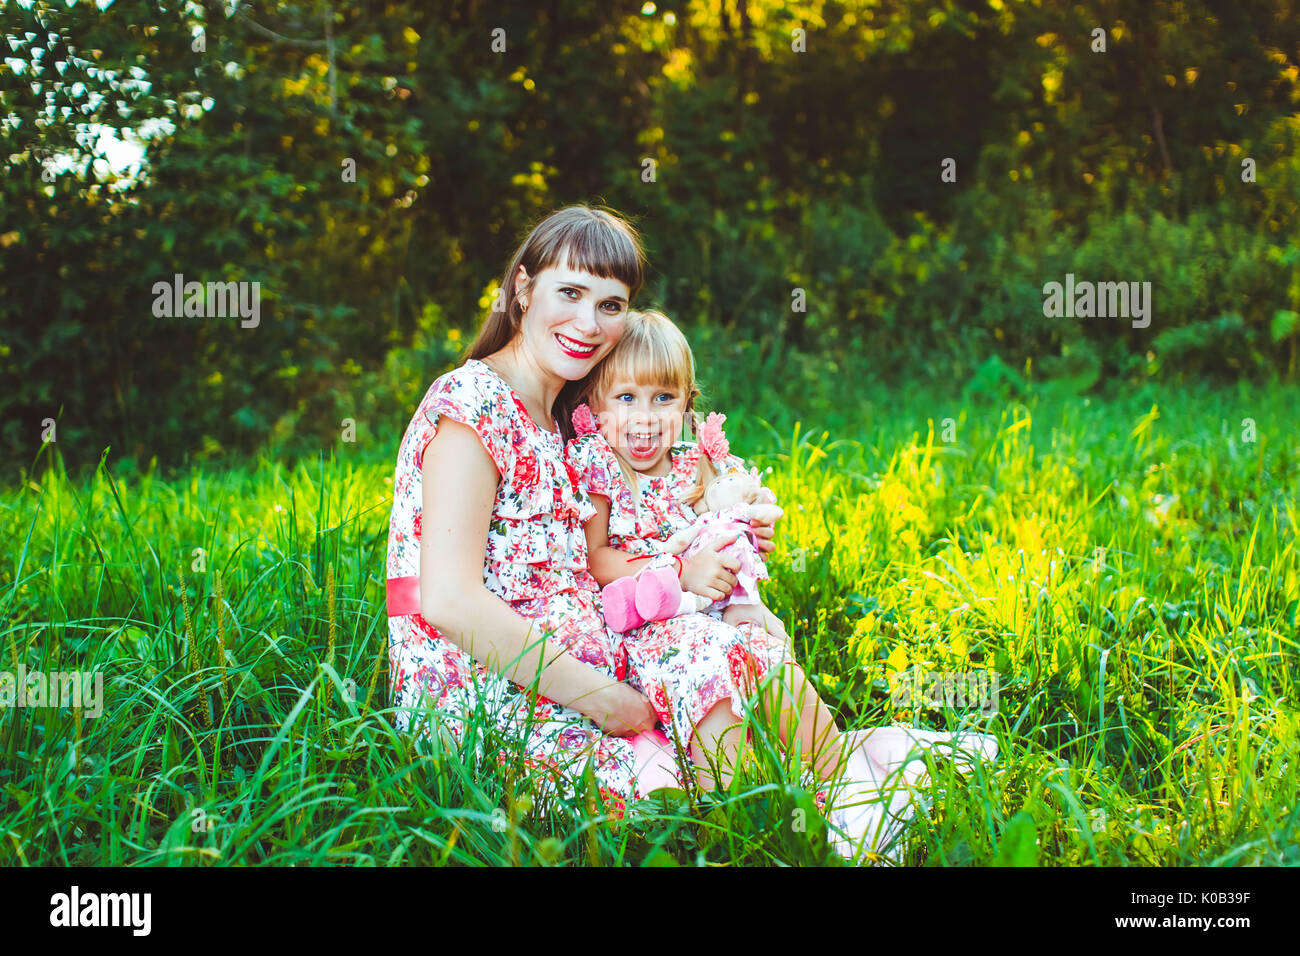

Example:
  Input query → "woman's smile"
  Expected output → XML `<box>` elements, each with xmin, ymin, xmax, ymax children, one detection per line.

<box><xmin>511</xmin><ymin>264</ymin><xmax>629</xmax><ymax>380</ymax></box>
<box><xmin>554</xmin><ymin>331</ymin><xmax>599</xmax><ymax>358</ymax></box>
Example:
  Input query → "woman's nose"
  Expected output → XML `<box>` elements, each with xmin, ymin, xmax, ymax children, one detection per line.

<box><xmin>571</xmin><ymin>303</ymin><xmax>601</xmax><ymax>336</ymax></box>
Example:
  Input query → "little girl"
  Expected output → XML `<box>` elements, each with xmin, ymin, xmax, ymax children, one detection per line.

<box><xmin>574</xmin><ymin>401</ymin><xmax>789</xmax><ymax>642</ymax></box>
<box><xmin>564</xmin><ymin>309</ymin><xmax>999</xmax><ymax>861</ymax></box>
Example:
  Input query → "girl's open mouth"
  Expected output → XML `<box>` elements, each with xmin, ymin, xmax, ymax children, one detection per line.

<box><xmin>555</xmin><ymin>333</ymin><xmax>597</xmax><ymax>359</ymax></box>
<box><xmin>625</xmin><ymin>429</ymin><xmax>661</xmax><ymax>461</ymax></box>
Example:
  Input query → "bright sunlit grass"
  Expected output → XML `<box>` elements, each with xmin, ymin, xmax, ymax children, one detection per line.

<box><xmin>1</xmin><ymin>380</ymin><xmax>1297</xmax><ymax>865</ymax></box>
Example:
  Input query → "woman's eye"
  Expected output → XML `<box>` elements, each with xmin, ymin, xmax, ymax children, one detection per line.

<box><xmin>560</xmin><ymin>287</ymin><xmax>578</xmax><ymax>299</ymax></box>
<box><xmin>602</xmin><ymin>301</ymin><xmax>623</xmax><ymax>313</ymax></box>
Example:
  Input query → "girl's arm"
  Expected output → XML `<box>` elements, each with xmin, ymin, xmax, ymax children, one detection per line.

<box><xmin>584</xmin><ymin>493</ymin><xmax>741</xmax><ymax>601</ymax></box>
<box><xmin>583</xmin><ymin>494</ymin><xmax>655</xmax><ymax>587</ymax></box>
<box><xmin>420</xmin><ymin>419</ymin><xmax>654</xmax><ymax>736</ymax></box>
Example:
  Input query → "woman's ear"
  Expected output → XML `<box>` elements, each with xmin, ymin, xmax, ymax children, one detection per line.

<box><xmin>514</xmin><ymin>264</ymin><xmax>531</xmax><ymax>311</ymax></box>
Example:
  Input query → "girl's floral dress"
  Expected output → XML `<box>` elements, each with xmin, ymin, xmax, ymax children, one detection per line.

<box><xmin>386</xmin><ymin>359</ymin><xmax>686</xmax><ymax>812</ymax></box>
<box><xmin>565</xmin><ymin>432</ymin><xmax>794</xmax><ymax>751</ymax></box>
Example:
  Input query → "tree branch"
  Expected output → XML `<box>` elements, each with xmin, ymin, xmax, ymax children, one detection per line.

<box><xmin>234</xmin><ymin>7</ymin><xmax>328</xmax><ymax>48</ymax></box>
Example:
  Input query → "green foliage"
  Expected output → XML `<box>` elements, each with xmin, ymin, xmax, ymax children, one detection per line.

<box><xmin>2</xmin><ymin>0</ymin><xmax>1299</xmax><ymax>472</ymax></box>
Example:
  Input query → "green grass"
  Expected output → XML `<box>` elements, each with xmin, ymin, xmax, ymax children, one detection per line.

<box><xmin>1</xmin><ymin>377</ymin><xmax>1297</xmax><ymax>866</ymax></box>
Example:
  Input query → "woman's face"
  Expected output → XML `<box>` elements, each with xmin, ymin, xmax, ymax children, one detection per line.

<box><xmin>514</xmin><ymin>260</ymin><xmax>630</xmax><ymax>382</ymax></box>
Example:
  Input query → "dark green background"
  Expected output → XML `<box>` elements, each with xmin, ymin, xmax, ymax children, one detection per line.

<box><xmin>3</xmin><ymin>0</ymin><xmax>1297</xmax><ymax>475</ymax></box>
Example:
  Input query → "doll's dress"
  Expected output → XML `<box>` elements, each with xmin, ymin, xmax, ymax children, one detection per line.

<box><xmin>676</xmin><ymin>503</ymin><xmax>769</xmax><ymax>609</ymax></box>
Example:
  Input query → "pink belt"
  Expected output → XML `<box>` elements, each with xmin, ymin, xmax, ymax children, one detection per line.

<box><xmin>386</xmin><ymin>576</ymin><xmax>421</xmax><ymax>617</ymax></box>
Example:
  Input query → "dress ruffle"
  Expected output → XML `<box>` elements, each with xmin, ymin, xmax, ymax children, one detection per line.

<box><xmin>565</xmin><ymin>432</ymin><xmax>644</xmax><ymax>542</ymax></box>
<box><xmin>485</xmin><ymin>442</ymin><xmax>594</xmax><ymax>583</ymax></box>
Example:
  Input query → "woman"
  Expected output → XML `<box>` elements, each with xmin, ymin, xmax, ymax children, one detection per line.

<box><xmin>384</xmin><ymin>205</ymin><xmax>781</xmax><ymax>810</ymax></box>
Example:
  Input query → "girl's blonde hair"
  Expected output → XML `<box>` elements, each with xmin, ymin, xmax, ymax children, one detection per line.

<box><xmin>577</xmin><ymin>309</ymin><xmax>717</xmax><ymax>508</ymax></box>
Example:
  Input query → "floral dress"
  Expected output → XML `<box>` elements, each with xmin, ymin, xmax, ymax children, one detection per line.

<box><xmin>565</xmin><ymin>432</ymin><xmax>794</xmax><ymax>751</ymax></box>
<box><xmin>386</xmin><ymin>360</ymin><xmax>685</xmax><ymax>813</ymax></box>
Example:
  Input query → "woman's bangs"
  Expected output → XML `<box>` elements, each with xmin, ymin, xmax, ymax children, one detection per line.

<box><xmin>539</xmin><ymin>220</ymin><xmax>642</xmax><ymax>292</ymax></box>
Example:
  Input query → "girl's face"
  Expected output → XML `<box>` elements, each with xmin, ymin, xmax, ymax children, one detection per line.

<box><xmin>592</xmin><ymin>379</ymin><xmax>687</xmax><ymax>476</ymax></box>
<box><xmin>514</xmin><ymin>260</ymin><xmax>630</xmax><ymax>382</ymax></box>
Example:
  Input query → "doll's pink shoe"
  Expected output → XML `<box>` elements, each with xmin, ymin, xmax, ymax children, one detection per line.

<box><xmin>635</xmin><ymin>568</ymin><xmax>685</xmax><ymax>623</ymax></box>
<box><xmin>601</xmin><ymin>577</ymin><xmax>645</xmax><ymax>633</ymax></box>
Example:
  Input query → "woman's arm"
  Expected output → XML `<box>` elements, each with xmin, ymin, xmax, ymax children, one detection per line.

<box><xmin>419</xmin><ymin>419</ymin><xmax>654</xmax><ymax>736</ymax></box>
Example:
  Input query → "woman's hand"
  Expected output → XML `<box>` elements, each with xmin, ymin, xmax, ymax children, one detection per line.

<box><xmin>584</xmin><ymin>682</ymin><xmax>657</xmax><ymax>737</ymax></box>
<box><xmin>748</xmin><ymin>515</ymin><xmax>779</xmax><ymax>555</ymax></box>
<box><xmin>744</xmin><ymin>485</ymin><xmax>781</xmax><ymax>555</ymax></box>
<box><xmin>680</xmin><ymin>535</ymin><xmax>741</xmax><ymax>601</ymax></box>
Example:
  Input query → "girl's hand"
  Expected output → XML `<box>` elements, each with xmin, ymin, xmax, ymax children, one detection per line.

<box><xmin>680</xmin><ymin>535</ymin><xmax>741</xmax><ymax>601</ymax></box>
<box><xmin>585</xmin><ymin>683</ymin><xmax>657</xmax><ymax>737</ymax></box>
